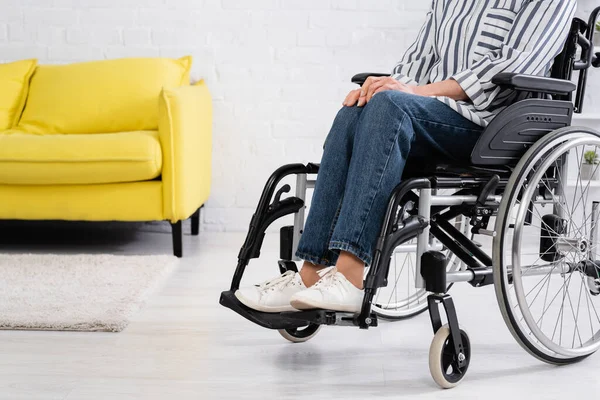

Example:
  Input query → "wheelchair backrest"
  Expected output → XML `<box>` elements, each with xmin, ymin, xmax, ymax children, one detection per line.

<box><xmin>551</xmin><ymin>10</ymin><xmax>600</xmax><ymax>114</ymax></box>
<box><xmin>470</xmin><ymin>8</ymin><xmax>600</xmax><ymax>167</ymax></box>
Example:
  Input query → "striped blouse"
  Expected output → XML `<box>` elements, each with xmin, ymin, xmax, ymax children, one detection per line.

<box><xmin>392</xmin><ymin>0</ymin><xmax>577</xmax><ymax>127</ymax></box>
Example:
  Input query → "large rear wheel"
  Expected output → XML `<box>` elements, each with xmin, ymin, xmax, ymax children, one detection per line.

<box><xmin>494</xmin><ymin>127</ymin><xmax>600</xmax><ymax>364</ymax></box>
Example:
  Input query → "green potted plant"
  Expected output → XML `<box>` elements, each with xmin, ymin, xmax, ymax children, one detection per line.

<box><xmin>582</xmin><ymin>150</ymin><xmax>599</xmax><ymax>180</ymax></box>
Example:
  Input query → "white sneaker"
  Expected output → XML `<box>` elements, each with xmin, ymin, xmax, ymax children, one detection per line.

<box><xmin>235</xmin><ymin>271</ymin><xmax>306</xmax><ymax>313</ymax></box>
<box><xmin>289</xmin><ymin>267</ymin><xmax>364</xmax><ymax>313</ymax></box>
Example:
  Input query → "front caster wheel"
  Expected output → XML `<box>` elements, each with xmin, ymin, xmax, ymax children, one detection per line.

<box><xmin>278</xmin><ymin>324</ymin><xmax>321</xmax><ymax>343</ymax></box>
<box><xmin>429</xmin><ymin>324</ymin><xmax>471</xmax><ymax>389</ymax></box>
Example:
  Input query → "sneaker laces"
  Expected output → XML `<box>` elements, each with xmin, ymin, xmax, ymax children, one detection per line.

<box><xmin>256</xmin><ymin>270</ymin><xmax>296</xmax><ymax>292</ymax></box>
<box><xmin>312</xmin><ymin>267</ymin><xmax>343</xmax><ymax>290</ymax></box>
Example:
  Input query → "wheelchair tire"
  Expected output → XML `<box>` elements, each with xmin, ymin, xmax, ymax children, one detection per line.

<box><xmin>494</xmin><ymin>126</ymin><xmax>600</xmax><ymax>364</ymax></box>
<box><xmin>428</xmin><ymin>324</ymin><xmax>471</xmax><ymax>389</ymax></box>
<box><xmin>278</xmin><ymin>324</ymin><xmax>321</xmax><ymax>343</ymax></box>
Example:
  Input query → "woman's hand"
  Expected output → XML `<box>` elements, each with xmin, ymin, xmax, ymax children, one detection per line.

<box><xmin>342</xmin><ymin>76</ymin><xmax>420</xmax><ymax>107</ymax></box>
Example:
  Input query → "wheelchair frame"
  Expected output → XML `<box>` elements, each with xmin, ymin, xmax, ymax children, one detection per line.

<box><xmin>224</xmin><ymin>163</ymin><xmax>507</xmax><ymax>322</ymax></box>
<box><xmin>220</xmin><ymin>8</ymin><xmax>600</xmax><ymax>388</ymax></box>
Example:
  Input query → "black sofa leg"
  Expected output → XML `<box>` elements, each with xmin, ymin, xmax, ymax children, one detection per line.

<box><xmin>171</xmin><ymin>221</ymin><xmax>183</xmax><ymax>258</ymax></box>
<box><xmin>191</xmin><ymin>206</ymin><xmax>201</xmax><ymax>236</ymax></box>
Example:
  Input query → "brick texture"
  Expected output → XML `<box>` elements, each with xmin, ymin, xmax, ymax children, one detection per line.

<box><xmin>1</xmin><ymin>0</ymin><xmax>598</xmax><ymax>232</ymax></box>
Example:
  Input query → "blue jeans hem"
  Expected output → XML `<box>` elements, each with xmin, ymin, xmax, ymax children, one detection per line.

<box><xmin>328</xmin><ymin>240</ymin><xmax>372</xmax><ymax>266</ymax></box>
<box><xmin>294</xmin><ymin>250</ymin><xmax>338</xmax><ymax>267</ymax></box>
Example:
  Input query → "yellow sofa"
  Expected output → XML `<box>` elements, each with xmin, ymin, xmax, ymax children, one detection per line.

<box><xmin>0</xmin><ymin>57</ymin><xmax>212</xmax><ymax>257</ymax></box>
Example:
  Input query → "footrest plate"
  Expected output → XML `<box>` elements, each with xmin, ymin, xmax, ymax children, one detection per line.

<box><xmin>220</xmin><ymin>290</ymin><xmax>307</xmax><ymax>330</ymax></box>
<box><xmin>220</xmin><ymin>290</ymin><xmax>378</xmax><ymax>329</ymax></box>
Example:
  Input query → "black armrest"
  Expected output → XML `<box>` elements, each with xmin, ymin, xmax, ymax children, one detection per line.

<box><xmin>492</xmin><ymin>72</ymin><xmax>576</xmax><ymax>95</ymax></box>
<box><xmin>351</xmin><ymin>73</ymin><xmax>390</xmax><ymax>86</ymax></box>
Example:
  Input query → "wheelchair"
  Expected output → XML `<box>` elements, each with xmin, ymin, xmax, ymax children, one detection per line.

<box><xmin>220</xmin><ymin>10</ymin><xmax>600</xmax><ymax>388</ymax></box>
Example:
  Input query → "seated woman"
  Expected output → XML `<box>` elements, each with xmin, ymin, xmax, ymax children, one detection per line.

<box><xmin>236</xmin><ymin>0</ymin><xmax>577</xmax><ymax>313</ymax></box>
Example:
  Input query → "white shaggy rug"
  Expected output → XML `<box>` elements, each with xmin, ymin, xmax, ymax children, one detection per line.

<box><xmin>0</xmin><ymin>254</ymin><xmax>177</xmax><ymax>332</ymax></box>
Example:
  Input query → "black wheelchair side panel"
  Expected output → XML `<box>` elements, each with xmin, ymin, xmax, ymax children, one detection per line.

<box><xmin>470</xmin><ymin>99</ymin><xmax>573</xmax><ymax>166</ymax></box>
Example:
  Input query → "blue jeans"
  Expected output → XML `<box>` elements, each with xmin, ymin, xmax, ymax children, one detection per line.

<box><xmin>294</xmin><ymin>91</ymin><xmax>484</xmax><ymax>267</ymax></box>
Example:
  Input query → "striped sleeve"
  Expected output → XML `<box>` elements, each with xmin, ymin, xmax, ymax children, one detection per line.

<box><xmin>391</xmin><ymin>1</ymin><xmax>437</xmax><ymax>85</ymax></box>
<box><xmin>452</xmin><ymin>0</ymin><xmax>576</xmax><ymax>109</ymax></box>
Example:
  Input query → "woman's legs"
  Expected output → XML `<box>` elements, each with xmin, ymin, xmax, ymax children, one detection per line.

<box><xmin>297</xmin><ymin>91</ymin><xmax>484</xmax><ymax>295</ymax></box>
<box><xmin>294</xmin><ymin>106</ymin><xmax>363</xmax><ymax>286</ymax></box>
<box><xmin>237</xmin><ymin>91</ymin><xmax>483</xmax><ymax>313</ymax></box>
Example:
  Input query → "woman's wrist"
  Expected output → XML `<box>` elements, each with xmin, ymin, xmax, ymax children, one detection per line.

<box><xmin>414</xmin><ymin>85</ymin><xmax>434</xmax><ymax>97</ymax></box>
<box><xmin>414</xmin><ymin>80</ymin><xmax>468</xmax><ymax>101</ymax></box>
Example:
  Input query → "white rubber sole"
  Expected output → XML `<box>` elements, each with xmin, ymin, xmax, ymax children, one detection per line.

<box><xmin>289</xmin><ymin>297</ymin><xmax>362</xmax><ymax>313</ymax></box>
<box><xmin>234</xmin><ymin>290</ymin><xmax>297</xmax><ymax>313</ymax></box>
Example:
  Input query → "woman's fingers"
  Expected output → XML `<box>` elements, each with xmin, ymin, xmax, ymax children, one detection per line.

<box><xmin>365</xmin><ymin>79</ymin><xmax>387</xmax><ymax>103</ymax></box>
<box><xmin>342</xmin><ymin>91</ymin><xmax>350</xmax><ymax>106</ymax></box>
<box><xmin>343</xmin><ymin>91</ymin><xmax>351</xmax><ymax>106</ymax></box>
<box><xmin>343</xmin><ymin>89</ymin><xmax>361</xmax><ymax>106</ymax></box>
<box><xmin>349</xmin><ymin>90</ymin><xmax>361</xmax><ymax>106</ymax></box>
<box><xmin>358</xmin><ymin>76</ymin><xmax>379</xmax><ymax>107</ymax></box>
<box><xmin>347</xmin><ymin>76</ymin><xmax>412</xmax><ymax>107</ymax></box>
<box><xmin>371</xmin><ymin>80</ymin><xmax>418</xmax><ymax>96</ymax></box>
<box><xmin>373</xmin><ymin>83</ymin><xmax>394</xmax><ymax>94</ymax></box>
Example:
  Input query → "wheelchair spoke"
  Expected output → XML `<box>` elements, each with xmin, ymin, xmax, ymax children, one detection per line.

<box><xmin>395</xmin><ymin>252</ymin><xmax>408</xmax><ymax>300</ymax></box>
<box><xmin>583</xmin><ymin>274</ymin><xmax>598</xmax><ymax>339</ymax></box>
<box><xmin>388</xmin><ymin>247</ymin><xmax>396</xmax><ymax>304</ymax></box>
<box><xmin>548</xmin><ymin>271</ymin><xmax>575</xmax><ymax>344</ymax></box>
<box><xmin>535</xmin><ymin>161</ymin><xmax>588</xmax><ymax>241</ymax></box>
<box><xmin>524</xmin><ymin>265</ymin><xmax>555</xmax><ymax>301</ymax></box>
<box><xmin>533</xmin><ymin>191</ymin><xmax>582</xmax><ymax>241</ymax></box>
<box><xmin>534</xmin><ymin>161</ymin><xmax>575</xmax><ymax>225</ymax></box>
<box><xmin>572</xmin><ymin>275</ymin><xmax>585</xmax><ymax>348</ymax></box>
<box><xmin>531</xmin><ymin>267</ymin><xmax>574</xmax><ymax>327</ymax></box>
<box><xmin>569</xmin><ymin>146</ymin><xmax>584</xmax><ymax>221</ymax></box>
<box><xmin>373</xmin><ymin>239</ymin><xmax>428</xmax><ymax>316</ymax></box>
<box><xmin>406</xmin><ymin>255</ymin><xmax>411</xmax><ymax>308</ymax></box>
<box><xmin>578</xmin><ymin>270</ymin><xmax>600</xmax><ymax>325</ymax></box>
<box><xmin>540</xmin><ymin>264</ymin><xmax>553</xmax><ymax>330</ymax></box>
<box><xmin>563</xmin><ymin>275</ymin><xmax>583</xmax><ymax>347</ymax></box>
<box><xmin>525</xmin><ymin>268</ymin><xmax>554</xmax><ymax>313</ymax></box>
<box><xmin>554</xmin><ymin>158</ymin><xmax>574</xmax><ymax>220</ymax></box>
<box><xmin>572</xmin><ymin>162</ymin><xmax>600</xmax><ymax>237</ymax></box>
<box><xmin>574</xmin><ymin>147</ymin><xmax>599</xmax><ymax>213</ymax></box>
<box><xmin>393</xmin><ymin>249</ymin><xmax>399</xmax><ymax>307</ymax></box>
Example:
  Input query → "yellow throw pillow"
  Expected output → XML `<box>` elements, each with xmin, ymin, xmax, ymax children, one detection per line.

<box><xmin>18</xmin><ymin>56</ymin><xmax>192</xmax><ymax>134</ymax></box>
<box><xmin>0</xmin><ymin>59</ymin><xmax>37</xmax><ymax>130</ymax></box>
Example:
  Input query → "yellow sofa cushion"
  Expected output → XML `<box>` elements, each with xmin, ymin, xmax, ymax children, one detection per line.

<box><xmin>17</xmin><ymin>56</ymin><xmax>192</xmax><ymax>135</ymax></box>
<box><xmin>0</xmin><ymin>59</ymin><xmax>37</xmax><ymax>130</ymax></box>
<box><xmin>0</xmin><ymin>130</ymin><xmax>162</xmax><ymax>185</ymax></box>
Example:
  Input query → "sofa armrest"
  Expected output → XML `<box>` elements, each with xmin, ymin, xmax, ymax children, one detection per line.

<box><xmin>159</xmin><ymin>81</ymin><xmax>212</xmax><ymax>222</ymax></box>
<box><xmin>491</xmin><ymin>73</ymin><xmax>576</xmax><ymax>95</ymax></box>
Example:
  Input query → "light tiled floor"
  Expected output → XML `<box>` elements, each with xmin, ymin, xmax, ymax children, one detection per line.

<box><xmin>0</xmin><ymin>220</ymin><xmax>599</xmax><ymax>399</ymax></box>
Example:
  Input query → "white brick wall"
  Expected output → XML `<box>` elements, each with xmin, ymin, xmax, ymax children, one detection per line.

<box><xmin>1</xmin><ymin>0</ymin><xmax>598</xmax><ymax>232</ymax></box>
